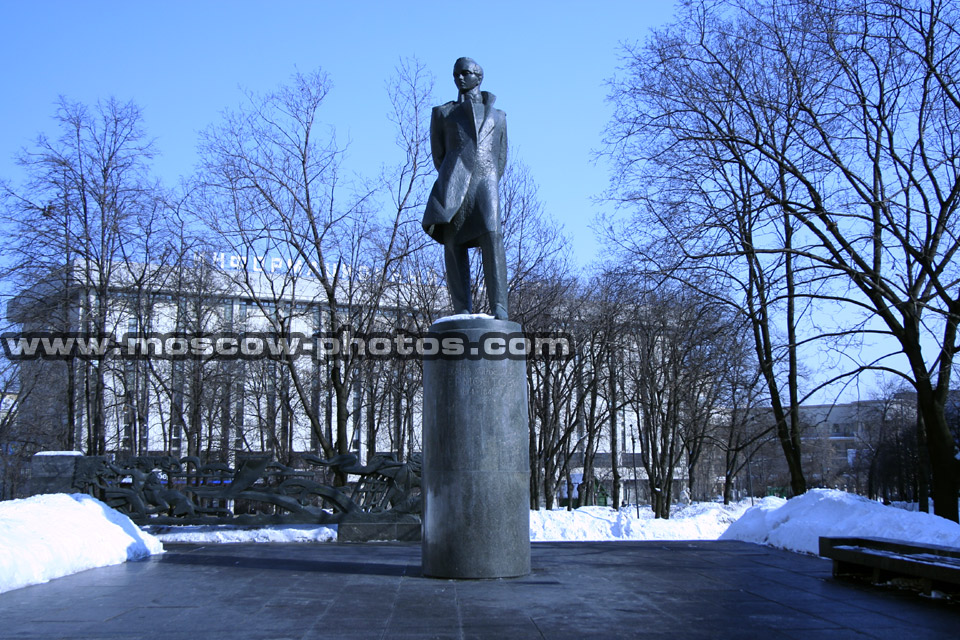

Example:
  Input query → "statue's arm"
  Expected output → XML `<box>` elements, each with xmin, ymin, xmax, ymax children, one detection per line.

<box><xmin>497</xmin><ymin>116</ymin><xmax>508</xmax><ymax>179</ymax></box>
<box><xmin>430</xmin><ymin>106</ymin><xmax>445</xmax><ymax>170</ymax></box>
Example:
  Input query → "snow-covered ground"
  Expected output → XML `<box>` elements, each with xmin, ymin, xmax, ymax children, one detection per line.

<box><xmin>151</xmin><ymin>524</ymin><xmax>337</xmax><ymax>544</ymax></box>
<box><xmin>529</xmin><ymin>500</ymin><xmax>754</xmax><ymax>541</ymax></box>
<box><xmin>3</xmin><ymin>489</ymin><xmax>960</xmax><ymax>595</ymax></box>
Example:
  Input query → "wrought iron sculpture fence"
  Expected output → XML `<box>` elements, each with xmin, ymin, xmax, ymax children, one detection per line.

<box><xmin>71</xmin><ymin>453</ymin><xmax>421</xmax><ymax>526</ymax></box>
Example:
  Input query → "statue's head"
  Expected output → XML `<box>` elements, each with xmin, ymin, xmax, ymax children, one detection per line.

<box><xmin>453</xmin><ymin>57</ymin><xmax>483</xmax><ymax>93</ymax></box>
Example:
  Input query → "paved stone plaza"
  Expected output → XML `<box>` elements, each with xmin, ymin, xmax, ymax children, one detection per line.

<box><xmin>0</xmin><ymin>541</ymin><xmax>957</xmax><ymax>639</ymax></box>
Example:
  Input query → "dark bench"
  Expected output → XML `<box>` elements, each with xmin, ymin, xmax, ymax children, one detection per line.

<box><xmin>819</xmin><ymin>536</ymin><xmax>960</xmax><ymax>594</ymax></box>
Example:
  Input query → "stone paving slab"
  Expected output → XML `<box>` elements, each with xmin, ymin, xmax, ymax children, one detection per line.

<box><xmin>0</xmin><ymin>541</ymin><xmax>957</xmax><ymax>639</ymax></box>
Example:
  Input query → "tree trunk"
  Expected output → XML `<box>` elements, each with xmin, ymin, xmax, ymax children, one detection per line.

<box><xmin>917</xmin><ymin>395</ymin><xmax>959</xmax><ymax>521</ymax></box>
<box><xmin>609</xmin><ymin>351</ymin><xmax>621</xmax><ymax>509</ymax></box>
<box><xmin>916</xmin><ymin>413</ymin><xmax>930</xmax><ymax>513</ymax></box>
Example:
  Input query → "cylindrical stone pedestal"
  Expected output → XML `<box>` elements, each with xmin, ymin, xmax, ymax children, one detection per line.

<box><xmin>421</xmin><ymin>316</ymin><xmax>530</xmax><ymax>579</ymax></box>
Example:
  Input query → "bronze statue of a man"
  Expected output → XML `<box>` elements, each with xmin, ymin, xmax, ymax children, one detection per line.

<box><xmin>422</xmin><ymin>57</ymin><xmax>509</xmax><ymax>320</ymax></box>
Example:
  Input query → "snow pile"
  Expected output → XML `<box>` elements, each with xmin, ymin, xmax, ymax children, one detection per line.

<box><xmin>530</xmin><ymin>500</ymin><xmax>754</xmax><ymax>542</ymax></box>
<box><xmin>153</xmin><ymin>524</ymin><xmax>337</xmax><ymax>544</ymax></box>
<box><xmin>5</xmin><ymin>489</ymin><xmax>960</xmax><ymax>595</ymax></box>
<box><xmin>0</xmin><ymin>493</ymin><xmax>164</xmax><ymax>594</ymax></box>
<box><xmin>720</xmin><ymin>489</ymin><xmax>960</xmax><ymax>554</ymax></box>
<box><xmin>434</xmin><ymin>313</ymin><xmax>495</xmax><ymax>323</ymax></box>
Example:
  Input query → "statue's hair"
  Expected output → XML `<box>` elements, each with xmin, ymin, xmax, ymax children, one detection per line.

<box><xmin>454</xmin><ymin>57</ymin><xmax>483</xmax><ymax>81</ymax></box>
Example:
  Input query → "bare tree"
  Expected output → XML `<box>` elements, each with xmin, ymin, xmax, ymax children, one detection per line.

<box><xmin>615</xmin><ymin>279</ymin><xmax>734</xmax><ymax>517</ymax></box>
<box><xmin>2</xmin><ymin>97</ymin><xmax>162</xmax><ymax>456</ymax></box>
<box><xmin>525</xmin><ymin>282</ymin><xmax>599</xmax><ymax>510</ymax></box>
<box><xmin>194</xmin><ymin>62</ymin><xmax>432</xmax><ymax>478</ymax></box>
<box><xmin>604</xmin><ymin>27</ymin><xmax>816</xmax><ymax>498</ymax></box>
<box><xmin>570</xmin><ymin>276</ymin><xmax>622</xmax><ymax>509</ymax></box>
<box><xmin>850</xmin><ymin>382</ymin><xmax>923</xmax><ymax>502</ymax></box>
<box><xmin>711</xmin><ymin>324</ymin><xmax>775</xmax><ymax>504</ymax></box>
<box><xmin>604</xmin><ymin>0</ymin><xmax>960</xmax><ymax>519</ymax></box>
<box><xmin>0</xmin><ymin>358</ymin><xmax>52</xmax><ymax>499</ymax></box>
<box><xmin>354</xmin><ymin>57</ymin><xmax>437</xmax><ymax>462</ymax></box>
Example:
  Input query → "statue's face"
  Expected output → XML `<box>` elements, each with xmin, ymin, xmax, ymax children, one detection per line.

<box><xmin>454</xmin><ymin>63</ymin><xmax>482</xmax><ymax>93</ymax></box>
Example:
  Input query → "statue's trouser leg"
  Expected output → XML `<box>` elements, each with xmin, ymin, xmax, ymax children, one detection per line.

<box><xmin>444</xmin><ymin>241</ymin><xmax>472</xmax><ymax>314</ymax></box>
<box><xmin>479</xmin><ymin>231</ymin><xmax>508</xmax><ymax>319</ymax></box>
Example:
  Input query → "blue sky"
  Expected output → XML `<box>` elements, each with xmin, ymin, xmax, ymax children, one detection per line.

<box><xmin>0</xmin><ymin>1</ymin><xmax>678</xmax><ymax>266</ymax></box>
<box><xmin>0</xmin><ymin>2</ymin><xmax>932</xmax><ymax>401</ymax></box>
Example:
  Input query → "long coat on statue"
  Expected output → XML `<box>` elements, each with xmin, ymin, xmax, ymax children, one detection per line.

<box><xmin>422</xmin><ymin>91</ymin><xmax>507</xmax><ymax>248</ymax></box>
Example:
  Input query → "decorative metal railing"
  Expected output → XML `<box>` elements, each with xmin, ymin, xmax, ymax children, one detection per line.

<box><xmin>71</xmin><ymin>453</ymin><xmax>421</xmax><ymax>526</ymax></box>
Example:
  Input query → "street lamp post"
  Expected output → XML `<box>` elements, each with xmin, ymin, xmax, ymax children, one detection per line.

<box><xmin>631</xmin><ymin>433</ymin><xmax>640</xmax><ymax>519</ymax></box>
